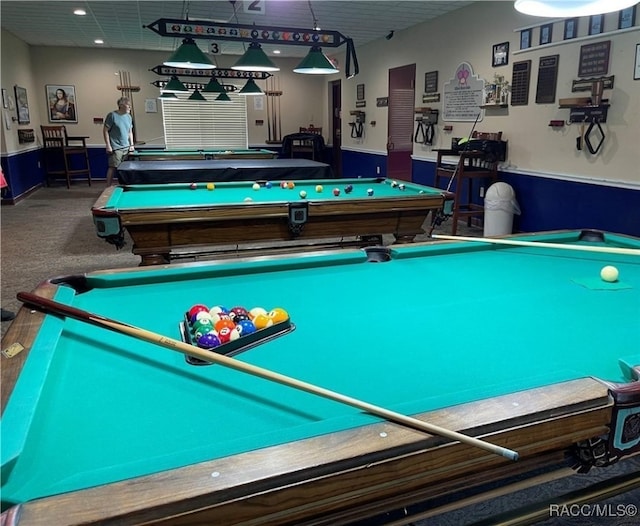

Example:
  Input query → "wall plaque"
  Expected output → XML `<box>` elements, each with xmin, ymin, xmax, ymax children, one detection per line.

<box><xmin>424</xmin><ymin>71</ymin><xmax>438</xmax><ymax>93</ymax></box>
<box><xmin>511</xmin><ymin>60</ymin><xmax>531</xmax><ymax>106</ymax></box>
<box><xmin>535</xmin><ymin>55</ymin><xmax>559</xmax><ymax>104</ymax></box>
<box><xmin>578</xmin><ymin>41</ymin><xmax>611</xmax><ymax>78</ymax></box>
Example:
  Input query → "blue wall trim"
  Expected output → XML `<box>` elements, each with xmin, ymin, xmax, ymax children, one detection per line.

<box><xmin>342</xmin><ymin>150</ymin><xmax>387</xmax><ymax>179</ymax></box>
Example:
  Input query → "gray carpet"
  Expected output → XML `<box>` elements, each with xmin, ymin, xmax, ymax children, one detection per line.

<box><xmin>1</xmin><ymin>184</ymin><xmax>639</xmax><ymax>525</ymax></box>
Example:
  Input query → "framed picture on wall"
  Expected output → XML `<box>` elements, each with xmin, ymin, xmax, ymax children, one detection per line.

<box><xmin>14</xmin><ymin>86</ymin><xmax>30</xmax><ymax>124</ymax></box>
<box><xmin>564</xmin><ymin>18</ymin><xmax>578</xmax><ymax>39</ymax></box>
<box><xmin>618</xmin><ymin>6</ymin><xmax>636</xmax><ymax>29</ymax></box>
<box><xmin>46</xmin><ymin>84</ymin><xmax>78</xmax><ymax>123</ymax></box>
<box><xmin>589</xmin><ymin>15</ymin><xmax>604</xmax><ymax>35</ymax></box>
<box><xmin>635</xmin><ymin>43</ymin><xmax>640</xmax><ymax>80</ymax></box>
<box><xmin>492</xmin><ymin>42</ymin><xmax>509</xmax><ymax>67</ymax></box>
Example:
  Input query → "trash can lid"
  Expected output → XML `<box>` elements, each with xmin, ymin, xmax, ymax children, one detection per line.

<box><xmin>486</xmin><ymin>182</ymin><xmax>515</xmax><ymax>199</ymax></box>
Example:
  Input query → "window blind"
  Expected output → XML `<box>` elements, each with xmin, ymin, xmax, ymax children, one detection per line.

<box><xmin>161</xmin><ymin>92</ymin><xmax>248</xmax><ymax>149</ymax></box>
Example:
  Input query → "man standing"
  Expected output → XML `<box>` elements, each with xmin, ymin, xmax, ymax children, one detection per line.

<box><xmin>103</xmin><ymin>97</ymin><xmax>134</xmax><ymax>185</ymax></box>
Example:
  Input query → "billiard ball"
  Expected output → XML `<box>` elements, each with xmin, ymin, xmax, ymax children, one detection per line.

<box><xmin>344</xmin><ymin>184</ymin><xmax>353</xmax><ymax>194</ymax></box>
<box><xmin>217</xmin><ymin>326</ymin><xmax>240</xmax><ymax>343</ymax></box>
<box><xmin>249</xmin><ymin>307</ymin><xmax>267</xmax><ymax>319</ymax></box>
<box><xmin>280</xmin><ymin>181</ymin><xmax>288</xmax><ymax>189</ymax></box>
<box><xmin>230</xmin><ymin>306</ymin><xmax>249</xmax><ymax>318</ymax></box>
<box><xmin>191</xmin><ymin>310</ymin><xmax>213</xmax><ymax>323</ymax></box>
<box><xmin>399</xmin><ymin>183</ymin><xmax>406</xmax><ymax>191</ymax></box>
<box><xmin>268</xmin><ymin>307</ymin><xmax>289</xmax><ymax>323</ymax></box>
<box><xmin>253</xmin><ymin>313</ymin><xmax>273</xmax><ymax>329</ymax></box>
<box><xmin>315</xmin><ymin>185</ymin><xmax>323</xmax><ymax>193</ymax></box>
<box><xmin>600</xmin><ymin>265</ymin><xmax>619</xmax><ymax>282</ymax></box>
<box><xmin>215</xmin><ymin>319</ymin><xmax>236</xmax><ymax>332</ymax></box>
<box><xmin>252</xmin><ymin>183</ymin><xmax>261</xmax><ymax>191</ymax></box>
<box><xmin>265</xmin><ymin>181</ymin><xmax>273</xmax><ymax>188</ymax></box>
<box><xmin>236</xmin><ymin>319</ymin><xmax>257</xmax><ymax>336</ymax></box>
<box><xmin>367</xmin><ymin>188</ymin><xmax>374</xmax><ymax>196</ymax></box>
<box><xmin>287</xmin><ymin>181</ymin><xmax>295</xmax><ymax>189</ymax></box>
<box><xmin>333</xmin><ymin>188</ymin><xmax>340</xmax><ymax>196</ymax></box>
<box><xmin>188</xmin><ymin>304</ymin><xmax>210</xmax><ymax>319</ymax></box>
<box><xmin>190</xmin><ymin>182</ymin><xmax>198</xmax><ymax>190</ymax></box>
<box><xmin>210</xmin><ymin>311</ymin><xmax>231</xmax><ymax>325</ymax></box>
<box><xmin>244</xmin><ymin>197</ymin><xmax>253</xmax><ymax>202</ymax></box>
<box><xmin>210</xmin><ymin>305</ymin><xmax>229</xmax><ymax>315</ymax></box>
<box><xmin>391</xmin><ymin>180</ymin><xmax>398</xmax><ymax>187</ymax></box>
<box><xmin>206</xmin><ymin>182</ymin><xmax>215</xmax><ymax>190</ymax></box>
<box><xmin>197</xmin><ymin>332</ymin><xmax>221</xmax><ymax>349</ymax></box>
<box><xmin>300</xmin><ymin>190</ymin><xmax>307</xmax><ymax>198</ymax></box>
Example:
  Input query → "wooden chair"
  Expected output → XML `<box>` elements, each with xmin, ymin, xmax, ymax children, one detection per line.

<box><xmin>434</xmin><ymin>131</ymin><xmax>503</xmax><ymax>234</ymax></box>
<box><xmin>282</xmin><ymin>132</ymin><xmax>326</xmax><ymax>161</ymax></box>
<box><xmin>41</xmin><ymin>125</ymin><xmax>91</xmax><ymax>188</ymax></box>
<box><xmin>299</xmin><ymin>125</ymin><xmax>322</xmax><ymax>136</ymax></box>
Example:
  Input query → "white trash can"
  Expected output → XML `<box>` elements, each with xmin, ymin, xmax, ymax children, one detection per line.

<box><xmin>484</xmin><ymin>182</ymin><xmax>520</xmax><ymax>236</ymax></box>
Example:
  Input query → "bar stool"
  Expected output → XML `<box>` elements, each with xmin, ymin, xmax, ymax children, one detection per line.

<box><xmin>41</xmin><ymin>125</ymin><xmax>91</xmax><ymax>188</ymax></box>
<box><xmin>434</xmin><ymin>131</ymin><xmax>502</xmax><ymax>234</ymax></box>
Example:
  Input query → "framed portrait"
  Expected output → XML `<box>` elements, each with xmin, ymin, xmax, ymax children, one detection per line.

<box><xmin>356</xmin><ymin>83</ymin><xmax>365</xmax><ymax>101</ymax></box>
<box><xmin>564</xmin><ymin>18</ymin><xmax>578</xmax><ymax>40</ymax></box>
<box><xmin>540</xmin><ymin>23</ymin><xmax>553</xmax><ymax>45</ymax></box>
<box><xmin>635</xmin><ymin>43</ymin><xmax>640</xmax><ymax>80</ymax></box>
<box><xmin>492</xmin><ymin>42</ymin><xmax>509</xmax><ymax>67</ymax></box>
<box><xmin>589</xmin><ymin>14</ymin><xmax>604</xmax><ymax>35</ymax></box>
<box><xmin>618</xmin><ymin>6</ymin><xmax>636</xmax><ymax>29</ymax></box>
<box><xmin>520</xmin><ymin>28</ymin><xmax>532</xmax><ymax>50</ymax></box>
<box><xmin>14</xmin><ymin>86</ymin><xmax>30</xmax><ymax>124</ymax></box>
<box><xmin>46</xmin><ymin>84</ymin><xmax>77</xmax><ymax>123</ymax></box>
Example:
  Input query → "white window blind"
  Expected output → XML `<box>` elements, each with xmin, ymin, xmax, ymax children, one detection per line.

<box><xmin>161</xmin><ymin>92</ymin><xmax>248</xmax><ymax>149</ymax></box>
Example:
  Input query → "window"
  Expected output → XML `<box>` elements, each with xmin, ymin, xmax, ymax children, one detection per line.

<box><xmin>161</xmin><ymin>92</ymin><xmax>248</xmax><ymax>149</ymax></box>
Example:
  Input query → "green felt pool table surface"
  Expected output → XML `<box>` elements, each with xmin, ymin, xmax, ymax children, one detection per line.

<box><xmin>2</xmin><ymin>230</ymin><xmax>640</xmax><ymax>525</ymax></box>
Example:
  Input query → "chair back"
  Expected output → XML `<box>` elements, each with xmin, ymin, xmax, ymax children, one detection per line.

<box><xmin>41</xmin><ymin>126</ymin><xmax>67</xmax><ymax>148</ymax></box>
<box><xmin>299</xmin><ymin>125</ymin><xmax>322</xmax><ymax>136</ymax></box>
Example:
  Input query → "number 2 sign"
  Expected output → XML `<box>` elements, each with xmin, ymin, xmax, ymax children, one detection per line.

<box><xmin>244</xmin><ymin>1</ymin><xmax>265</xmax><ymax>15</ymax></box>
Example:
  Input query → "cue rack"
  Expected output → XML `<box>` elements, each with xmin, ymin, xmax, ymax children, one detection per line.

<box><xmin>265</xmin><ymin>76</ymin><xmax>283</xmax><ymax>144</ymax></box>
<box><xmin>117</xmin><ymin>70</ymin><xmax>140</xmax><ymax>143</ymax></box>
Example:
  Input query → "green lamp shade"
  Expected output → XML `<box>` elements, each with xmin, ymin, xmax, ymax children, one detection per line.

<box><xmin>293</xmin><ymin>46</ymin><xmax>339</xmax><ymax>74</ymax></box>
<box><xmin>215</xmin><ymin>91</ymin><xmax>232</xmax><ymax>102</ymax></box>
<box><xmin>188</xmin><ymin>88</ymin><xmax>207</xmax><ymax>101</ymax></box>
<box><xmin>232</xmin><ymin>42</ymin><xmax>279</xmax><ymax>72</ymax></box>
<box><xmin>238</xmin><ymin>78</ymin><xmax>264</xmax><ymax>95</ymax></box>
<box><xmin>164</xmin><ymin>38</ymin><xmax>215</xmax><ymax>69</ymax></box>
<box><xmin>163</xmin><ymin>76</ymin><xmax>188</xmax><ymax>93</ymax></box>
<box><xmin>202</xmin><ymin>77</ymin><xmax>226</xmax><ymax>93</ymax></box>
<box><xmin>158</xmin><ymin>92</ymin><xmax>178</xmax><ymax>100</ymax></box>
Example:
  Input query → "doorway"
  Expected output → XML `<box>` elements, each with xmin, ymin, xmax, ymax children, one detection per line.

<box><xmin>330</xmin><ymin>79</ymin><xmax>342</xmax><ymax>178</ymax></box>
<box><xmin>387</xmin><ymin>64</ymin><xmax>416</xmax><ymax>182</ymax></box>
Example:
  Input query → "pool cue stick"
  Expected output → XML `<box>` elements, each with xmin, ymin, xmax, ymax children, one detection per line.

<box><xmin>276</xmin><ymin>76</ymin><xmax>282</xmax><ymax>141</ymax></box>
<box><xmin>432</xmin><ymin>235</ymin><xmax>640</xmax><ymax>256</ymax></box>
<box><xmin>17</xmin><ymin>291</ymin><xmax>518</xmax><ymax>462</ymax></box>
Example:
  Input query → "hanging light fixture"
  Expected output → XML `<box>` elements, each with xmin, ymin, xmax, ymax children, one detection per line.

<box><xmin>164</xmin><ymin>37</ymin><xmax>215</xmax><ymax>69</ymax></box>
<box><xmin>514</xmin><ymin>0</ymin><xmax>638</xmax><ymax>17</ymax></box>
<box><xmin>238</xmin><ymin>78</ymin><xmax>264</xmax><ymax>95</ymax></box>
<box><xmin>215</xmin><ymin>91</ymin><xmax>232</xmax><ymax>102</ymax></box>
<box><xmin>202</xmin><ymin>77</ymin><xmax>226</xmax><ymax>93</ymax></box>
<box><xmin>232</xmin><ymin>42</ymin><xmax>279</xmax><ymax>72</ymax></box>
<box><xmin>162</xmin><ymin>75</ymin><xmax>189</xmax><ymax>93</ymax></box>
<box><xmin>293</xmin><ymin>46</ymin><xmax>339</xmax><ymax>74</ymax></box>
<box><xmin>188</xmin><ymin>88</ymin><xmax>207</xmax><ymax>101</ymax></box>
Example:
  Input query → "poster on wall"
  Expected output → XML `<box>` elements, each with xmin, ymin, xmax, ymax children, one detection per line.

<box><xmin>14</xmin><ymin>86</ymin><xmax>30</xmax><ymax>124</ymax></box>
<box><xmin>442</xmin><ymin>62</ymin><xmax>484</xmax><ymax>122</ymax></box>
<box><xmin>46</xmin><ymin>84</ymin><xmax>78</xmax><ymax>123</ymax></box>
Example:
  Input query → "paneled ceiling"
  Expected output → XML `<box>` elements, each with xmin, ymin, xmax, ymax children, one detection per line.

<box><xmin>1</xmin><ymin>1</ymin><xmax>475</xmax><ymax>58</ymax></box>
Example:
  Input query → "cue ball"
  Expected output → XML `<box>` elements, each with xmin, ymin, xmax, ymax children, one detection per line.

<box><xmin>252</xmin><ymin>183</ymin><xmax>260</xmax><ymax>191</ymax></box>
<box><xmin>600</xmin><ymin>265</ymin><xmax>619</xmax><ymax>282</ymax></box>
<box><xmin>299</xmin><ymin>190</ymin><xmax>307</xmax><ymax>198</ymax></box>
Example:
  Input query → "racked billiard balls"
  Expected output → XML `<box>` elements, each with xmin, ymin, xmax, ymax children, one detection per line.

<box><xmin>253</xmin><ymin>313</ymin><xmax>273</xmax><ymax>329</ymax></box>
<box><xmin>236</xmin><ymin>319</ymin><xmax>257</xmax><ymax>336</ymax></box>
<box><xmin>215</xmin><ymin>318</ymin><xmax>236</xmax><ymax>332</ymax></box>
<box><xmin>268</xmin><ymin>307</ymin><xmax>289</xmax><ymax>323</ymax></box>
<box><xmin>188</xmin><ymin>304</ymin><xmax>210</xmax><ymax>319</ymax></box>
<box><xmin>249</xmin><ymin>307</ymin><xmax>267</xmax><ymax>319</ymax></box>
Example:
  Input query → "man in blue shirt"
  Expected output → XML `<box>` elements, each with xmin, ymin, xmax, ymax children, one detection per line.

<box><xmin>103</xmin><ymin>97</ymin><xmax>134</xmax><ymax>185</ymax></box>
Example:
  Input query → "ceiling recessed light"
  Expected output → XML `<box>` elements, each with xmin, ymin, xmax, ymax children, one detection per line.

<box><xmin>74</xmin><ymin>9</ymin><xmax>86</xmax><ymax>16</ymax></box>
<box><xmin>94</xmin><ymin>39</ymin><xmax>104</xmax><ymax>44</ymax></box>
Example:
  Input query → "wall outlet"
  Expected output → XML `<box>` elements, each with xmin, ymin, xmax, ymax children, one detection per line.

<box><xmin>376</xmin><ymin>166</ymin><xmax>380</xmax><ymax>175</ymax></box>
<box><xmin>37</xmin><ymin>161</ymin><xmax>41</xmax><ymax>168</ymax></box>
<box><xmin>480</xmin><ymin>186</ymin><xmax>485</xmax><ymax>198</ymax></box>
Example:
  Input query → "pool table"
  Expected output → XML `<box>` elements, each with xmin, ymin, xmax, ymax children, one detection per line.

<box><xmin>128</xmin><ymin>148</ymin><xmax>278</xmax><ymax>161</ymax></box>
<box><xmin>116</xmin><ymin>158</ymin><xmax>333</xmax><ymax>185</ymax></box>
<box><xmin>92</xmin><ymin>177</ymin><xmax>455</xmax><ymax>265</ymax></box>
<box><xmin>1</xmin><ymin>230</ymin><xmax>639</xmax><ymax>525</ymax></box>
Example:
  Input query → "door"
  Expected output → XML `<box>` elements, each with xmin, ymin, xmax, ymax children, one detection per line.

<box><xmin>330</xmin><ymin>80</ymin><xmax>342</xmax><ymax>178</ymax></box>
<box><xmin>387</xmin><ymin>64</ymin><xmax>416</xmax><ymax>182</ymax></box>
